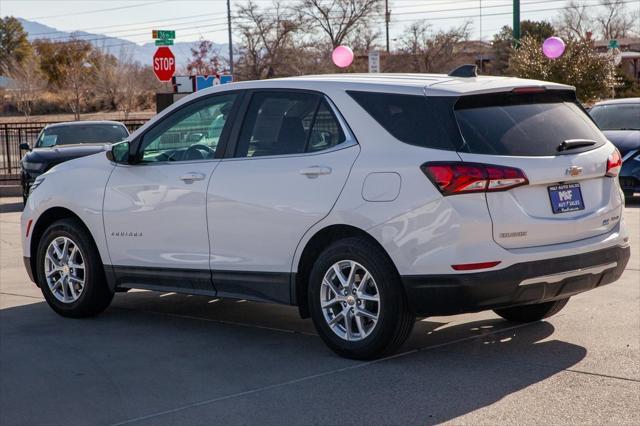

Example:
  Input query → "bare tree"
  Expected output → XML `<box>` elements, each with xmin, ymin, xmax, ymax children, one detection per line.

<box><xmin>116</xmin><ymin>62</ymin><xmax>147</xmax><ymax>119</ymax></box>
<box><xmin>8</xmin><ymin>55</ymin><xmax>44</xmax><ymax>121</ymax></box>
<box><xmin>556</xmin><ymin>0</ymin><xmax>593</xmax><ymax>40</ymax></box>
<box><xmin>299</xmin><ymin>0</ymin><xmax>381</xmax><ymax>48</ymax></box>
<box><xmin>393</xmin><ymin>21</ymin><xmax>470</xmax><ymax>73</ymax></box>
<box><xmin>594</xmin><ymin>0</ymin><xmax>638</xmax><ymax>40</ymax></box>
<box><xmin>56</xmin><ymin>40</ymin><xmax>96</xmax><ymax>120</ymax></box>
<box><xmin>187</xmin><ymin>39</ymin><xmax>223</xmax><ymax>75</ymax></box>
<box><xmin>557</xmin><ymin>0</ymin><xmax>639</xmax><ymax>40</ymax></box>
<box><xmin>235</xmin><ymin>1</ymin><xmax>302</xmax><ymax>80</ymax></box>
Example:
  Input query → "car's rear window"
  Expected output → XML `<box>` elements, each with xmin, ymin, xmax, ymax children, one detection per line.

<box><xmin>455</xmin><ymin>92</ymin><xmax>607</xmax><ymax>156</ymax></box>
<box><xmin>589</xmin><ymin>103</ymin><xmax>640</xmax><ymax>131</ymax></box>
<box><xmin>37</xmin><ymin>124</ymin><xmax>129</xmax><ymax>147</ymax></box>
<box><xmin>347</xmin><ymin>91</ymin><xmax>461</xmax><ymax>151</ymax></box>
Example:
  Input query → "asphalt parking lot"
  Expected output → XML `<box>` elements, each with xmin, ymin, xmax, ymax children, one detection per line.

<box><xmin>1</xmin><ymin>196</ymin><xmax>638</xmax><ymax>426</ymax></box>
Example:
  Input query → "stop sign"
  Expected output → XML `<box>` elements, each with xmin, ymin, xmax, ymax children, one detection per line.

<box><xmin>153</xmin><ymin>47</ymin><xmax>175</xmax><ymax>82</ymax></box>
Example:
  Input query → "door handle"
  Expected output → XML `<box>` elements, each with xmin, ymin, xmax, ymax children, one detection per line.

<box><xmin>299</xmin><ymin>166</ymin><xmax>332</xmax><ymax>178</ymax></box>
<box><xmin>179</xmin><ymin>172</ymin><xmax>206</xmax><ymax>183</ymax></box>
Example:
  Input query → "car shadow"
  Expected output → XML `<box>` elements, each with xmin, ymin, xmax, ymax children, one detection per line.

<box><xmin>0</xmin><ymin>291</ymin><xmax>587</xmax><ymax>425</ymax></box>
<box><xmin>0</xmin><ymin>200</ymin><xmax>23</xmax><ymax>213</ymax></box>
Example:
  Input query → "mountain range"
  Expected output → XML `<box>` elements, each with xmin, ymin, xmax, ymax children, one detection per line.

<box><xmin>18</xmin><ymin>18</ymin><xmax>229</xmax><ymax>69</ymax></box>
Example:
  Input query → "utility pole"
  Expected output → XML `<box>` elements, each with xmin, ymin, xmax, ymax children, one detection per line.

<box><xmin>513</xmin><ymin>0</ymin><xmax>520</xmax><ymax>46</ymax></box>
<box><xmin>227</xmin><ymin>0</ymin><xmax>234</xmax><ymax>75</ymax></box>
<box><xmin>479</xmin><ymin>0</ymin><xmax>482</xmax><ymax>42</ymax></box>
<box><xmin>385</xmin><ymin>0</ymin><xmax>390</xmax><ymax>53</ymax></box>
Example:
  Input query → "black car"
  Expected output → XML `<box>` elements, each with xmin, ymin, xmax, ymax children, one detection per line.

<box><xmin>589</xmin><ymin>98</ymin><xmax>640</xmax><ymax>199</ymax></box>
<box><xmin>20</xmin><ymin>121</ymin><xmax>129</xmax><ymax>202</ymax></box>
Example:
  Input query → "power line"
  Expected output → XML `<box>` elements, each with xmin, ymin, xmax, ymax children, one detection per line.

<box><xmin>30</xmin><ymin>0</ymin><xmax>171</xmax><ymax>20</ymax></box>
<box><xmin>27</xmin><ymin>12</ymin><xmax>230</xmax><ymax>37</ymax></box>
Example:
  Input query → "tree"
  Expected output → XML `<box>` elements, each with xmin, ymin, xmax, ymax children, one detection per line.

<box><xmin>594</xmin><ymin>0</ymin><xmax>638</xmax><ymax>40</ymax></box>
<box><xmin>7</xmin><ymin>54</ymin><xmax>44</xmax><ymax>121</ymax></box>
<box><xmin>235</xmin><ymin>1</ymin><xmax>302</xmax><ymax>80</ymax></box>
<box><xmin>492</xmin><ymin>20</ymin><xmax>555</xmax><ymax>75</ymax></box>
<box><xmin>556</xmin><ymin>0</ymin><xmax>592</xmax><ymax>40</ymax></box>
<box><xmin>509</xmin><ymin>36</ymin><xmax>617</xmax><ymax>102</ymax></box>
<box><xmin>392</xmin><ymin>21</ymin><xmax>470</xmax><ymax>73</ymax></box>
<box><xmin>187</xmin><ymin>39</ymin><xmax>223</xmax><ymax>75</ymax></box>
<box><xmin>0</xmin><ymin>17</ymin><xmax>32</xmax><ymax>75</ymax></box>
<box><xmin>299</xmin><ymin>0</ymin><xmax>381</xmax><ymax>48</ymax></box>
<box><xmin>34</xmin><ymin>39</ymin><xmax>96</xmax><ymax>119</ymax></box>
<box><xmin>556</xmin><ymin>0</ymin><xmax>639</xmax><ymax>40</ymax></box>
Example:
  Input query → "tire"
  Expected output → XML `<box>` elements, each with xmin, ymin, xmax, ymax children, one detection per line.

<box><xmin>36</xmin><ymin>218</ymin><xmax>113</xmax><ymax>318</ymax></box>
<box><xmin>308</xmin><ymin>237</ymin><xmax>414</xmax><ymax>360</ymax></box>
<box><xmin>493</xmin><ymin>298</ymin><xmax>569</xmax><ymax>323</ymax></box>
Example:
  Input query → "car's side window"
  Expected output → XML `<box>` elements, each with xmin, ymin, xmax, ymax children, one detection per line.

<box><xmin>139</xmin><ymin>93</ymin><xmax>237</xmax><ymax>163</ymax></box>
<box><xmin>234</xmin><ymin>92</ymin><xmax>346</xmax><ymax>158</ymax></box>
<box><xmin>307</xmin><ymin>101</ymin><xmax>346</xmax><ymax>153</ymax></box>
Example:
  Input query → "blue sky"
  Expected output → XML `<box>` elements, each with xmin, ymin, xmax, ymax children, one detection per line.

<box><xmin>0</xmin><ymin>0</ymin><xmax>621</xmax><ymax>49</ymax></box>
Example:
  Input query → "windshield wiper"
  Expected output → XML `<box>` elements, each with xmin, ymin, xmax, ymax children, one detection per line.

<box><xmin>558</xmin><ymin>139</ymin><xmax>597</xmax><ymax>152</ymax></box>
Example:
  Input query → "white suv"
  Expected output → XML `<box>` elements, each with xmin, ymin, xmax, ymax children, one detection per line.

<box><xmin>21</xmin><ymin>72</ymin><xmax>631</xmax><ymax>359</ymax></box>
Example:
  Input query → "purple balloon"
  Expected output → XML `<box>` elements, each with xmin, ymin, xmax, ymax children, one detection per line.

<box><xmin>332</xmin><ymin>45</ymin><xmax>354</xmax><ymax>68</ymax></box>
<box><xmin>542</xmin><ymin>37</ymin><xmax>565</xmax><ymax>59</ymax></box>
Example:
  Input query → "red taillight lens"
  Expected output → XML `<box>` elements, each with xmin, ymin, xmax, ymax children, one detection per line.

<box><xmin>606</xmin><ymin>148</ymin><xmax>622</xmax><ymax>177</ymax></box>
<box><xmin>451</xmin><ymin>261</ymin><xmax>501</xmax><ymax>271</ymax></box>
<box><xmin>421</xmin><ymin>162</ymin><xmax>529</xmax><ymax>196</ymax></box>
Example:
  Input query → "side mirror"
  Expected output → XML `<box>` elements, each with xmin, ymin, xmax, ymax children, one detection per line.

<box><xmin>19</xmin><ymin>143</ymin><xmax>30</xmax><ymax>151</ymax></box>
<box><xmin>106</xmin><ymin>141</ymin><xmax>131</xmax><ymax>164</ymax></box>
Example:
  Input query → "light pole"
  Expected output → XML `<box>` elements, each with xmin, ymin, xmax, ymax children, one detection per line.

<box><xmin>385</xmin><ymin>0</ymin><xmax>390</xmax><ymax>53</ymax></box>
<box><xmin>227</xmin><ymin>0</ymin><xmax>234</xmax><ymax>75</ymax></box>
<box><xmin>513</xmin><ymin>0</ymin><xmax>520</xmax><ymax>46</ymax></box>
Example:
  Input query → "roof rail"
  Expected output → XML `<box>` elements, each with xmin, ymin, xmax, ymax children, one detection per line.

<box><xmin>448</xmin><ymin>64</ymin><xmax>478</xmax><ymax>78</ymax></box>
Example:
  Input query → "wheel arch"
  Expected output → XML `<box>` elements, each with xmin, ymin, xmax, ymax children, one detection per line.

<box><xmin>29</xmin><ymin>207</ymin><xmax>97</xmax><ymax>285</ymax></box>
<box><xmin>293</xmin><ymin>224</ymin><xmax>399</xmax><ymax>318</ymax></box>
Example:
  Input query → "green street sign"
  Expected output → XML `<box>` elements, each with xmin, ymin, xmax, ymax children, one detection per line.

<box><xmin>608</xmin><ymin>39</ymin><xmax>619</xmax><ymax>49</ymax></box>
<box><xmin>155</xmin><ymin>39</ymin><xmax>174</xmax><ymax>46</ymax></box>
<box><xmin>152</xmin><ymin>30</ymin><xmax>175</xmax><ymax>40</ymax></box>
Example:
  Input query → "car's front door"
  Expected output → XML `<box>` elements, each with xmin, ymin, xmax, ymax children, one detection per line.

<box><xmin>103</xmin><ymin>93</ymin><xmax>240</xmax><ymax>292</ymax></box>
<box><xmin>207</xmin><ymin>90</ymin><xmax>359</xmax><ymax>303</ymax></box>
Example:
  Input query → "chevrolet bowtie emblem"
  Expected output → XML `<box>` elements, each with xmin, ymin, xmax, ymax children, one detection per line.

<box><xmin>566</xmin><ymin>166</ymin><xmax>583</xmax><ymax>176</ymax></box>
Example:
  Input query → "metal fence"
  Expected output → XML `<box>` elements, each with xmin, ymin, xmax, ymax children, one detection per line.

<box><xmin>0</xmin><ymin>119</ymin><xmax>148</xmax><ymax>181</ymax></box>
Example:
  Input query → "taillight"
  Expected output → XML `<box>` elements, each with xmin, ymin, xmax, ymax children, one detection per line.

<box><xmin>606</xmin><ymin>148</ymin><xmax>622</xmax><ymax>177</ymax></box>
<box><xmin>421</xmin><ymin>162</ymin><xmax>529</xmax><ymax>196</ymax></box>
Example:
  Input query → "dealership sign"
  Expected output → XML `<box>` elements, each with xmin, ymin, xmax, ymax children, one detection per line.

<box><xmin>171</xmin><ymin>74</ymin><xmax>234</xmax><ymax>93</ymax></box>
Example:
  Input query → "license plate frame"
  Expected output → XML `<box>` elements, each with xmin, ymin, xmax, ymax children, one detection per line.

<box><xmin>548</xmin><ymin>183</ymin><xmax>585</xmax><ymax>214</ymax></box>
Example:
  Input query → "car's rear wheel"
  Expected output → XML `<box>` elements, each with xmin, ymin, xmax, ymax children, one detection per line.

<box><xmin>308</xmin><ymin>237</ymin><xmax>414</xmax><ymax>360</ymax></box>
<box><xmin>36</xmin><ymin>218</ymin><xmax>113</xmax><ymax>318</ymax></box>
<box><xmin>493</xmin><ymin>298</ymin><xmax>569</xmax><ymax>323</ymax></box>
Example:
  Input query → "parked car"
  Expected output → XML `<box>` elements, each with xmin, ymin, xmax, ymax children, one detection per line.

<box><xmin>21</xmin><ymin>73</ymin><xmax>630</xmax><ymax>359</ymax></box>
<box><xmin>20</xmin><ymin>121</ymin><xmax>130</xmax><ymax>202</ymax></box>
<box><xmin>589</xmin><ymin>98</ymin><xmax>640</xmax><ymax>198</ymax></box>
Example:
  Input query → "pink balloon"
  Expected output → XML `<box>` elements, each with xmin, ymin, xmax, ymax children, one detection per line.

<box><xmin>332</xmin><ymin>45</ymin><xmax>354</xmax><ymax>68</ymax></box>
<box><xmin>542</xmin><ymin>37</ymin><xmax>565</xmax><ymax>59</ymax></box>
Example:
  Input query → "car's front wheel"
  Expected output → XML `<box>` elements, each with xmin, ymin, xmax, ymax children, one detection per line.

<box><xmin>493</xmin><ymin>298</ymin><xmax>569</xmax><ymax>323</ymax></box>
<box><xmin>36</xmin><ymin>218</ymin><xmax>114</xmax><ymax>318</ymax></box>
<box><xmin>308</xmin><ymin>237</ymin><xmax>414</xmax><ymax>360</ymax></box>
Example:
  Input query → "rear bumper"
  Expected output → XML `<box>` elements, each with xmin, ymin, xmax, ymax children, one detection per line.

<box><xmin>401</xmin><ymin>244</ymin><xmax>631</xmax><ymax>316</ymax></box>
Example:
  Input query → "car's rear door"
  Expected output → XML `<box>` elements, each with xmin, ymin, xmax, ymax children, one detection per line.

<box><xmin>103</xmin><ymin>92</ymin><xmax>240</xmax><ymax>291</ymax></box>
<box><xmin>453</xmin><ymin>89</ymin><xmax>623</xmax><ymax>249</ymax></box>
<box><xmin>206</xmin><ymin>90</ymin><xmax>359</xmax><ymax>303</ymax></box>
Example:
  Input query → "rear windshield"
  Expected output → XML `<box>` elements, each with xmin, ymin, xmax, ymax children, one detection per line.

<box><xmin>455</xmin><ymin>92</ymin><xmax>607</xmax><ymax>156</ymax></box>
<box><xmin>347</xmin><ymin>91</ymin><xmax>461</xmax><ymax>151</ymax></box>
<box><xmin>36</xmin><ymin>123</ymin><xmax>129</xmax><ymax>147</ymax></box>
<box><xmin>589</xmin><ymin>103</ymin><xmax>640</xmax><ymax>131</ymax></box>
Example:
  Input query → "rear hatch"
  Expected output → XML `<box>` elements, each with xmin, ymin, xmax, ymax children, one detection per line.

<box><xmin>453</xmin><ymin>89</ymin><xmax>623</xmax><ymax>249</ymax></box>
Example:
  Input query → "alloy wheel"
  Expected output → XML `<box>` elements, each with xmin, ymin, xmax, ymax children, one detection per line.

<box><xmin>44</xmin><ymin>236</ymin><xmax>85</xmax><ymax>304</ymax></box>
<box><xmin>320</xmin><ymin>260</ymin><xmax>380</xmax><ymax>341</ymax></box>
